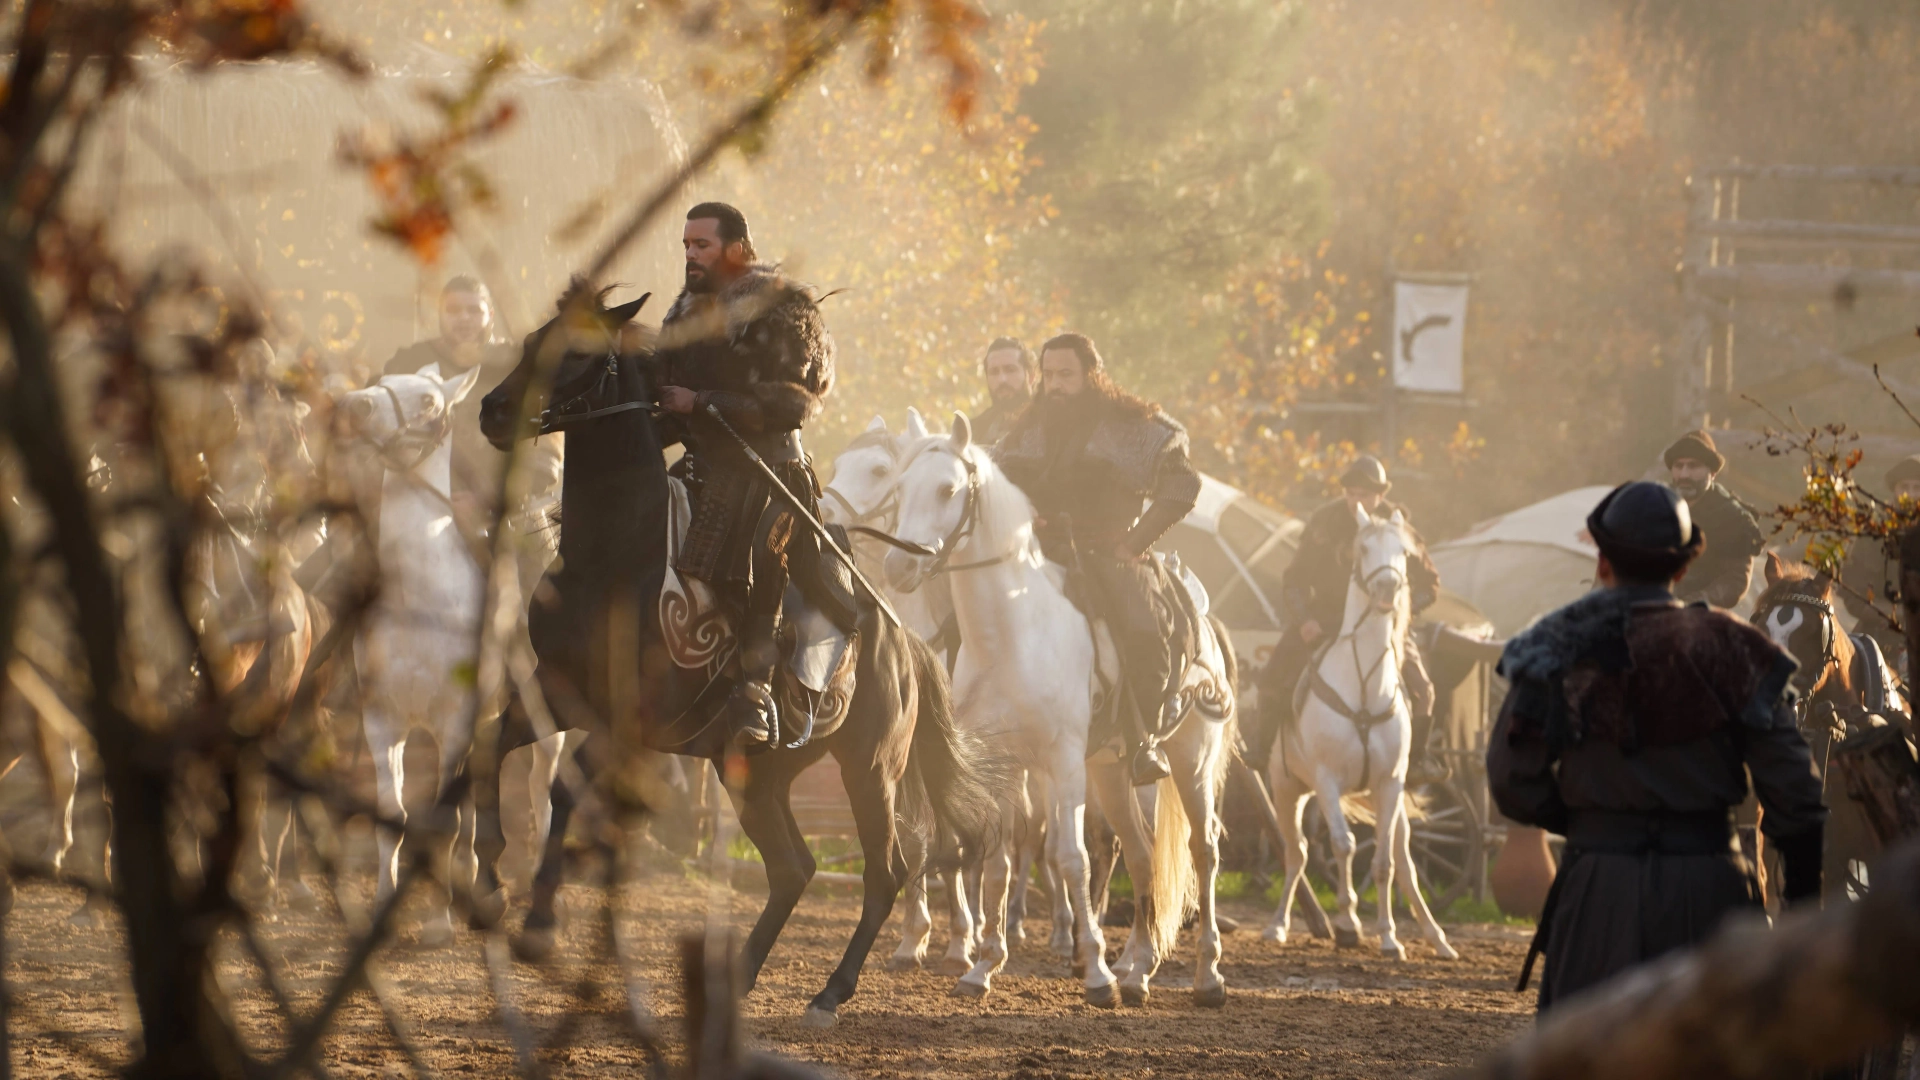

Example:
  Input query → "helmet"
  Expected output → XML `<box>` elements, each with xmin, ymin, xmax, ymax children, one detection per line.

<box><xmin>1339</xmin><ymin>455</ymin><xmax>1391</xmax><ymax>495</ymax></box>
<box><xmin>1586</xmin><ymin>481</ymin><xmax>1704</xmax><ymax>581</ymax></box>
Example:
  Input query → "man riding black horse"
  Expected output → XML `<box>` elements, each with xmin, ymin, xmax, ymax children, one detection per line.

<box><xmin>994</xmin><ymin>333</ymin><xmax>1203</xmax><ymax>786</ymax></box>
<box><xmin>650</xmin><ymin>202</ymin><xmax>835</xmax><ymax>751</ymax></box>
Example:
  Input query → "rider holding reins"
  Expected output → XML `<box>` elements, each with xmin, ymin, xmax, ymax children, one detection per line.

<box><xmin>1253</xmin><ymin>456</ymin><xmax>1442</xmax><ymax>781</ymax></box>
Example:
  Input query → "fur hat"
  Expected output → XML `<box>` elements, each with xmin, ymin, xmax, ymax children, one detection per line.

<box><xmin>1662</xmin><ymin>429</ymin><xmax>1726</xmax><ymax>473</ymax></box>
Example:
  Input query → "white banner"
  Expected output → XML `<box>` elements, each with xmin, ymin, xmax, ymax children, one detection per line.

<box><xmin>1391</xmin><ymin>280</ymin><xmax>1469</xmax><ymax>393</ymax></box>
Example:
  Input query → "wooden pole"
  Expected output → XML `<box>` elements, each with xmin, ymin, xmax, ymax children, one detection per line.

<box><xmin>1473</xmin><ymin>840</ymin><xmax>1920</xmax><ymax>1080</ymax></box>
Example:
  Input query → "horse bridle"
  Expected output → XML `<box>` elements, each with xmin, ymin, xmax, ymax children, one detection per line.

<box><xmin>537</xmin><ymin>345</ymin><xmax>657</xmax><ymax>432</ymax></box>
<box><xmin>848</xmin><ymin>443</ymin><xmax>1014</xmax><ymax>575</ymax></box>
<box><xmin>1754</xmin><ymin>590</ymin><xmax>1840</xmax><ymax>695</ymax></box>
<box><xmin>823</xmin><ymin>431</ymin><xmax>902</xmax><ymax>529</ymax></box>
<box><xmin>1305</xmin><ymin>530</ymin><xmax>1410</xmax><ymax>790</ymax></box>
<box><xmin>368</xmin><ymin>380</ymin><xmax>452</xmax><ymax>474</ymax></box>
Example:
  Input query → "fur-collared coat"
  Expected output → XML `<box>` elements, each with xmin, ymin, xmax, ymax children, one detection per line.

<box><xmin>651</xmin><ymin>266</ymin><xmax>834</xmax><ymax>587</ymax></box>
<box><xmin>1488</xmin><ymin>583</ymin><xmax>1825</xmax><ymax>1011</ymax></box>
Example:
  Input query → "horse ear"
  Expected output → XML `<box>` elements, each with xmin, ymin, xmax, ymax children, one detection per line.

<box><xmin>1352</xmin><ymin>500</ymin><xmax>1371</xmax><ymax>529</ymax></box>
<box><xmin>604</xmin><ymin>292</ymin><xmax>651</xmax><ymax>326</ymax></box>
<box><xmin>443</xmin><ymin>362</ymin><xmax>484</xmax><ymax>406</ymax></box>
<box><xmin>951</xmin><ymin>411</ymin><xmax>973</xmax><ymax>452</ymax></box>
<box><xmin>906</xmin><ymin>407</ymin><xmax>929</xmax><ymax>439</ymax></box>
<box><xmin>1389</xmin><ymin>508</ymin><xmax>1406</xmax><ymax>529</ymax></box>
<box><xmin>865</xmin><ymin>414</ymin><xmax>888</xmax><ymax>434</ymax></box>
<box><xmin>1765</xmin><ymin>550</ymin><xmax>1785</xmax><ymax>585</ymax></box>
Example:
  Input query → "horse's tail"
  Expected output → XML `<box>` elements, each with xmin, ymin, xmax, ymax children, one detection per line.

<box><xmin>902</xmin><ymin>631</ymin><xmax>1002</xmax><ymax>872</ymax></box>
<box><xmin>1147</xmin><ymin>614</ymin><xmax>1239</xmax><ymax>959</ymax></box>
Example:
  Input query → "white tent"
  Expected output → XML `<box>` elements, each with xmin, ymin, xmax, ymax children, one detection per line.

<box><xmin>1429</xmin><ymin>486</ymin><xmax>1611</xmax><ymax>637</ymax></box>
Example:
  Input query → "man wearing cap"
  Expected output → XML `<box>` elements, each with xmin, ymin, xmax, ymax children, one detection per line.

<box><xmin>1664</xmin><ymin>429</ymin><xmax>1766</xmax><ymax>608</ymax></box>
<box><xmin>1489</xmin><ymin>481</ymin><xmax>1826</xmax><ymax>1012</ymax></box>
<box><xmin>971</xmin><ymin>336</ymin><xmax>1036</xmax><ymax>446</ymax></box>
<box><xmin>1251</xmin><ymin>456</ymin><xmax>1443</xmax><ymax>778</ymax></box>
<box><xmin>1838</xmin><ymin>455</ymin><xmax>1920</xmax><ymax>657</ymax></box>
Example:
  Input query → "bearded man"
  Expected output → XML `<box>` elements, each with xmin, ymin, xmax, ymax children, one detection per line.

<box><xmin>384</xmin><ymin>276</ymin><xmax>525</xmax><ymax>533</ymax></box>
<box><xmin>994</xmin><ymin>333</ymin><xmax>1202</xmax><ymax>785</ymax></box>
<box><xmin>971</xmin><ymin>336</ymin><xmax>1036</xmax><ymax>446</ymax></box>
<box><xmin>652</xmin><ymin>202</ymin><xmax>835</xmax><ymax>750</ymax></box>
<box><xmin>1251</xmin><ymin>456</ymin><xmax>1442</xmax><ymax>778</ymax></box>
<box><xmin>1489</xmin><ymin>481</ymin><xmax>1825</xmax><ymax>1012</ymax></box>
<box><xmin>1663</xmin><ymin>429</ymin><xmax>1765</xmax><ymax>608</ymax></box>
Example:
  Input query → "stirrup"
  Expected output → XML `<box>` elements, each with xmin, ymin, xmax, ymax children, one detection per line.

<box><xmin>728</xmin><ymin>679</ymin><xmax>778</xmax><ymax>752</ymax></box>
<box><xmin>1130</xmin><ymin>744</ymin><xmax>1171</xmax><ymax>786</ymax></box>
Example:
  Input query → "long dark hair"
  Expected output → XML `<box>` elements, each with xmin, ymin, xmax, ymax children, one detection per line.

<box><xmin>1005</xmin><ymin>333</ymin><xmax>1157</xmax><ymax>437</ymax></box>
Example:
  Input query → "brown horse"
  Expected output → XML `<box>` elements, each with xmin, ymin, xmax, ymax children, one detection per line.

<box><xmin>1751</xmin><ymin>552</ymin><xmax>1906</xmax><ymax>899</ymax></box>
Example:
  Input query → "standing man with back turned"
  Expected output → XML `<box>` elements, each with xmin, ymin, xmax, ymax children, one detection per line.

<box><xmin>650</xmin><ymin>202</ymin><xmax>835</xmax><ymax>751</ymax></box>
<box><xmin>1489</xmin><ymin>481</ymin><xmax>1825</xmax><ymax>1012</ymax></box>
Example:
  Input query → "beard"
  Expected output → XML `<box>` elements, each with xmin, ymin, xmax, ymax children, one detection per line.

<box><xmin>989</xmin><ymin>383</ymin><xmax>1031</xmax><ymax>409</ymax></box>
<box><xmin>684</xmin><ymin>261</ymin><xmax>715</xmax><ymax>294</ymax></box>
<box><xmin>1038</xmin><ymin>388</ymin><xmax>1098</xmax><ymax>435</ymax></box>
<box><xmin>1671</xmin><ymin>475</ymin><xmax>1706</xmax><ymax>499</ymax></box>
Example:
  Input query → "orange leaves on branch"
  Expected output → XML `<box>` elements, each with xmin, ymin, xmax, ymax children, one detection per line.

<box><xmin>340</xmin><ymin>49</ymin><xmax>517</xmax><ymax>264</ymax></box>
<box><xmin>154</xmin><ymin>0</ymin><xmax>364</xmax><ymax>73</ymax></box>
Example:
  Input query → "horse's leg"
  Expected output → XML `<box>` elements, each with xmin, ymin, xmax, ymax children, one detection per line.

<box><xmin>805</xmin><ymin>751</ymin><xmax>908</xmax><ymax>1026</ymax></box>
<box><xmin>939</xmin><ymin>861</ymin><xmax>977</xmax><ymax>976</ymax></box>
<box><xmin>420</xmin><ymin>726</ymin><xmax>472</xmax><ymax>948</ymax></box>
<box><xmin>1051</xmin><ymin>748</ymin><xmax>1117</xmax><ymax>1007</ymax></box>
<box><xmin>733</xmin><ymin>760</ymin><xmax>816</xmax><ymax>993</ymax></box>
<box><xmin>514</xmin><ymin>768</ymin><xmax>579</xmax><ymax>962</ymax></box>
<box><xmin>33</xmin><ymin>717</ymin><xmax>76</xmax><ymax>875</ymax></box>
<box><xmin>1313</xmin><ymin>765</ymin><xmax>1362</xmax><ymax>948</ymax></box>
<box><xmin>1181</xmin><ymin>730</ymin><xmax>1226</xmax><ymax>1008</ymax></box>
<box><xmin>1372</xmin><ymin>777</ymin><xmax>1405</xmax><ymax>960</ymax></box>
<box><xmin>363</xmin><ymin>713</ymin><xmax>407</xmax><ymax>904</ymax></box>
<box><xmin>953</xmin><ymin>799</ymin><xmax>1015</xmax><ymax>999</ymax></box>
<box><xmin>888</xmin><ymin>826</ymin><xmax>933</xmax><ymax>972</ymax></box>
<box><xmin>1005</xmin><ymin>774</ymin><xmax>1035</xmax><ymax>944</ymax></box>
<box><xmin>1261</xmin><ymin>770</ymin><xmax>1313</xmax><ymax>945</ymax></box>
<box><xmin>1088</xmin><ymin>762</ymin><xmax>1154</xmax><ymax>999</ymax></box>
<box><xmin>1391</xmin><ymin>794</ymin><xmax>1458</xmax><ymax>960</ymax></box>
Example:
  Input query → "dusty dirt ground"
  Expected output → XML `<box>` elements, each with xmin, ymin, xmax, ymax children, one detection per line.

<box><xmin>3</xmin><ymin>852</ymin><xmax>1536</xmax><ymax>1079</ymax></box>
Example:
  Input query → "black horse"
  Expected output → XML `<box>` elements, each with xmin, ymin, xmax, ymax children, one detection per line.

<box><xmin>473</xmin><ymin>283</ymin><xmax>998</xmax><ymax>1026</ymax></box>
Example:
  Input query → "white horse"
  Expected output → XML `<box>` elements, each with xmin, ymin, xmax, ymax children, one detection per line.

<box><xmin>1262</xmin><ymin>504</ymin><xmax>1458</xmax><ymax>961</ymax></box>
<box><xmin>342</xmin><ymin>364</ymin><xmax>495</xmax><ymax>943</ymax></box>
<box><xmin>886</xmin><ymin>413</ymin><xmax>1238</xmax><ymax>1007</ymax></box>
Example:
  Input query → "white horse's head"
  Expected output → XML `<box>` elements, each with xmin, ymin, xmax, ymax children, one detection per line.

<box><xmin>341</xmin><ymin>365</ymin><xmax>480</xmax><ymax>472</ymax></box>
<box><xmin>1352</xmin><ymin>502</ymin><xmax>1413</xmax><ymax>619</ymax></box>
<box><xmin>824</xmin><ymin>414</ymin><xmax>900</xmax><ymax>528</ymax></box>
<box><xmin>885</xmin><ymin>411</ymin><xmax>1037</xmax><ymax>595</ymax></box>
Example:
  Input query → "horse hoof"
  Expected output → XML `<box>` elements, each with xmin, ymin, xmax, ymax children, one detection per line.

<box><xmin>513</xmin><ymin>926</ymin><xmax>556</xmax><ymax>963</ymax></box>
<box><xmin>949</xmin><ymin>979</ymin><xmax>989</xmax><ymax>1000</ymax></box>
<box><xmin>469</xmin><ymin>888</ymin><xmax>508</xmax><ymax>931</ymax></box>
<box><xmin>418</xmin><ymin>921</ymin><xmax>455</xmax><ymax>949</ymax></box>
<box><xmin>1382</xmin><ymin>942</ymin><xmax>1406</xmax><ymax>962</ymax></box>
<box><xmin>1333</xmin><ymin>928</ymin><xmax>1361</xmax><ymax>949</ymax></box>
<box><xmin>1260</xmin><ymin>925</ymin><xmax>1287</xmax><ymax>944</ymax></box>
<box><xmin>1216</xmin><ymin>914</ymin><xmax>1241</xmax><ymax>934</ymax></box>
<box><xmin>1084</xmin><ymin>982</ymin><xmax>1118</xmax><ymax>1009</ymax></box>
<box><xmin>67</xmin><ymin>906</ymin><xmax>98</xmax><ymax>930</ymax></box>
<box><xmin>937</xmin><ymin>956</ymin><xmax>973</xmax><ymax>977</ymax></box>
<box><xmin>1120</xmin><ymin>984</ymin><xmax>1148</xmax><ymax>1007</ymax></box>
<box><xmin>1193</xmin><ymin>983</ymin><xmax>1226</xmax><ymax>1009</ymax></box>
<box><xmin>800</xmin><ymin>1006</ymin><xmax>838</xmax><ymax>1029</ymax></box>
<box><xmin>1009</xmin><ymin>925</ymin><xmax>1026</xmax><ymax>944</ymax></box>
<box><xmin>1435</xmin><ymin>943</ymin><xmax>1461</xmax><ymax>962</ymax></box>
<box><xmin>886</xmin><ymin>954</ymin><xmax>923</xmax><ymax>973</ymax></box>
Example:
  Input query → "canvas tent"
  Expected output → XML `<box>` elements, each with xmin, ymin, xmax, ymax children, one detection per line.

<box><xmin>1429</xmin><ymin>485</ymin><xmax>1612</xmax><ymax>637</ymax></box>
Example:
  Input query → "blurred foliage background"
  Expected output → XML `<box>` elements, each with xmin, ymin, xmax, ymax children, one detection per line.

<box><xmin>128</xmin><ymin>0</ymin><xmax>1920</xmax><ymax>535</ymax></box>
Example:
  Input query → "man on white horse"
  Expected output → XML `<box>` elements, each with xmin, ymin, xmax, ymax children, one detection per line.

<box><xmin>652</xmin><ymin>201</ymin><xmax>836</xmax><ymax>751</ymax></box>
<box><xmin>1489</xmin><ymin>480</ymin><xmax>1826</xmax><ymax>1012</ymax></box>
<box><xmin>994</xmin><ymin>332</ymin><xmax>1202</xmax><ymax>786</ymax></box>
<box><xmin>1254</xmin><ymin>456</ymin><xmax>1442</xmax><ymax>780</ymax></box>
<box><xmin>971</xmin><ymin>337</ymin><xmax>1036</xmax><ymax>446</ymax></box>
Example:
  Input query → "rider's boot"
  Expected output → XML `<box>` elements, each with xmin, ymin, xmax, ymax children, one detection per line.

<box><xmin>1127</xmin><ymin>688</ymin><xmax>1174</xmax><ymax>786</ymax></box>
<box><xmin>725</xmin><ymin>613</ymin><xmax>780</xmax><ymax>753</ymax></box>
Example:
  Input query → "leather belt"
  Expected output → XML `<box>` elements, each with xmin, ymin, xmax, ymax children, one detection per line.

<box><xmin>1563</xmin><ymin>809</ymin><xmax>1736</xmax><ymax>857</ymax></box>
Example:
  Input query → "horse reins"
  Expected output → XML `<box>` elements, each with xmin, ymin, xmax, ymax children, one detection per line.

<box><xmin>1304</xmin><ymin>539</ymin><xmax>1410</xmax><ymax>792</ymax></box>
<box><xmin>847</xmin><ymin>443</ymin><xmax>1018</xmax><ymax>575</ymax></box>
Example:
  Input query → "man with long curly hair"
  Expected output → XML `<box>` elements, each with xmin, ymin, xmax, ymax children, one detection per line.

<box><xmin>994</xmin><ymin>333</ymin><xmax>1202</xmax><ymax>784</ymax></box>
